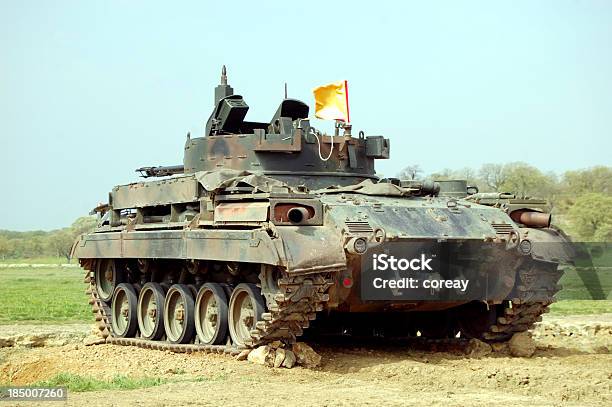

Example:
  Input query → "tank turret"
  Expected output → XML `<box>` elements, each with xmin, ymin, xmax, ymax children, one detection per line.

<box><xmin>185</xmin><ymin>67</ymin><xmax>390</xmax><ymax>189</ymax></box>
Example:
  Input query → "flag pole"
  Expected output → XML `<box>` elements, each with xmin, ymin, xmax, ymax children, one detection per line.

<box><xmin>343</xmin><ymin>80</ymin><xmax>352</xmax><ymax>137</ymax></box>
<box><xmin>344</xmin><ymin>80</ymin><xmax>350</xmax><ymax>124</ymax></box>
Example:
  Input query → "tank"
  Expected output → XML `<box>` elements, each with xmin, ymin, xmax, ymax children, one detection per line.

<box><xmin>73</xmin><ymin>67</ymin><xmax>574</xmax><ymax>354</ymax></box>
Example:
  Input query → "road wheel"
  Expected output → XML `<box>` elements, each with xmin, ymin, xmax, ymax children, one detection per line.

<box><xmin>111</xmin><ymin>283</ymin><xmax>138</xmax><ymax>338</ymax></box>
<box><xmin>95</xmin><ymin>259</ymin><xmax>125</xmax><ymax>302</ymax></box>
<box><xmin>137</xmin><ymin>282</ymin><xmax>166</xmax><ymax>340</ymax></box>
<box><xmin>195</xmin><ymin>283</ymin><xmax>229</xmax><ymax>345</ymax></box>
<box><xmin>163</xmin><ymin>284</ymin><xmax>195</xmax><ymax>344</ymax></box>
<box><xmin>228</xmin><ymin>283</ymin><xmax>265</xmax><ymax>347</ymax></box>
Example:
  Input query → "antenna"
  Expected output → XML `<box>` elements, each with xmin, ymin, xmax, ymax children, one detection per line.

<box><xmin>284</xmin><ymin>82</ymin><xmax>287</xmax><ymax>99</ymax></box>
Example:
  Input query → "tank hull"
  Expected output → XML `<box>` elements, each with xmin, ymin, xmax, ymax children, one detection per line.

<box><xmin>75</xmin><ymin>175</ymin><xmax>571</xmax><ymax>348</ymax></box>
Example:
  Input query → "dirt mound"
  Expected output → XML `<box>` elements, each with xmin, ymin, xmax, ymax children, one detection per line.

<box><xmin>532</xmin><ymin>313</ymin><xmax>612</xmax><ymax>352</ymax></box>
<box><xmin>0</xmin><ymin>324</ymin><xmax>90</xmax><ymax>348</ymax></box>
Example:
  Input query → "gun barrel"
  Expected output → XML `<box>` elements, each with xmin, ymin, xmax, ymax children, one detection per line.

<box><xmin>136</xmin><ymin>165</ymin><xmax>184</xmax><ymax>178</ymax></box>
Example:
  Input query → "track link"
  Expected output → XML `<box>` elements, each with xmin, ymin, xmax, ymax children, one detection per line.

<box><xmin>483</xmin><ymin>259</ymin><xmax>563</xmax><ymax>341</ymax></box>
<box><xmin>251</xmin><ymin>270</ymin><xmax>334</xmax><ymax>346</ymax></box>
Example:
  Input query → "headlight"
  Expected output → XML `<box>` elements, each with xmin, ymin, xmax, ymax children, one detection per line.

<box><xmin>347</xmin><ymin>237</ymin><xmax>368</xmax><ymax>254</ymax></box>
<box><xmin>518</xmin><ymin>239</ymin><xmax>532</xmax><ymax>255</ymax></box>
<box><xmin>354</xmin><ymin>237</ymin><xmax>367</xmax><ymax>253</ymax></box>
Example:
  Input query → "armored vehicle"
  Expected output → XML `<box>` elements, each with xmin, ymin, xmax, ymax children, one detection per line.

<box><xmin>74</xmin><ymin>68</ymin><xmax>572</xmax><ymax>354</ymax></box>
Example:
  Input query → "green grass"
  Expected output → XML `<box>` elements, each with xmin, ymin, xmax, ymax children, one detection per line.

<box><xmin>0</xmin><ymin>266</ymin><xmax>90</xmax><ymax>324</ymax></box>
<box><xmin>549</xmin><ymin>300</ymin><xmax>612</xmax><ymax>315</ymax></box>
<box><xmin>556</xmin><ymin>266</ymin><xmax>612</xmax><ymax>300</ymax></box>
<box><xmin>1</xmin><ymin>372</ymin><xmax>227</xmax><ymax>393</ymax></box>
<box><xmin>29</xmin><ymin>373</ymin><xmax>167</xmax><ymax>392</ymax></box>
<box><xmin>551</xmin><ymin>264</ymin><xmax>612</xmax><ymax>313</ymax></box>
<box><xmin>0</xmin><ymin>257</ymin><xmax>73</xmax><ymax>265</ymax></box>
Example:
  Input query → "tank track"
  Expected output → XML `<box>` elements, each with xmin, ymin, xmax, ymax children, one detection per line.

<box><xmin>482</xmin><ymin>259</ymin><xmax>563</xmax><ymax>341</ymax></box>
<box><xmin>83</xmin><ymin>258</ymin><xmax>561</xmax><ymax>349</ymax></box>
<box><xmin>253</xmin><ymin>271</ymin><xmax>334</xmax><ymax>346</ymax></box>
<box><xmin>82</xmin><ymin>261</ymin><xmax>334</xmax><ymax>354</ymax></box>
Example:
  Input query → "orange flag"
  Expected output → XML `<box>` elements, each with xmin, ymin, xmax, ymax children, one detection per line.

<box><xmin>313</xmin><ymin>80</ymin><xmax>350</xmax><ymax>123</ymax></box>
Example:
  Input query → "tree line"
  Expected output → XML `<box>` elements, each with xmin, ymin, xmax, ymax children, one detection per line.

<box><xmin>0</xmin><ymin>217</ymin><xmax>97</xmax><ymax>261</ymax></box>
<box><xmin>400</xmin><ymin>163</ymin><xmax>611</xmax><ymax>241</ymax></box>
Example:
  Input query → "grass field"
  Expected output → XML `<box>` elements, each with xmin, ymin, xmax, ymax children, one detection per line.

<box><xmin>549</xmin><ymin>300</ymin><xmax>612</xmax><ymax>315</ymax></box>
<box><xmin>0</xmin><ymin>256</ymin><xmax>74</xmax><ymax>265</ymax></box>
<box><xmin>0</xmin><ymin>267</ymin><xmax>90</xmax><ymax>324</ymax></box>
<box><xmin>0</xmin><ymin>264</ymin><xmax>609</xmax><ymax>325</ymax></box>
<box><xmin>548</xmin><ymin>263</ymin><xmax>611</xmax><ymax>313</ymax></box>
<box><xmin>556</xmin><ymin>266</ymin><xmax>611</xmax><ymax>300</ymax></box>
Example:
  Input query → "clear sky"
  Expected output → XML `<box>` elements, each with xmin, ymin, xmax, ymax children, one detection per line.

<box><xmin>1</xmin><ymin>1</ymin><xmax>611</xmax><ymax>231</ymax></box>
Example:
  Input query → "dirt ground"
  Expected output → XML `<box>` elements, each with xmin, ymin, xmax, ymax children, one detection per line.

<box><xmin>1</xmin><ymin>314</ymin><xmax>611</xmax><ymax>407</ymax></box>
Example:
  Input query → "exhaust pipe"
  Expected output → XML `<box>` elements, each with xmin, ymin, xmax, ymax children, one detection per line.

<box><xmin>510</xmin><ymin>210</ymin><xmax>551</xmax><ymax>228</ymax></box>
<box><xmin>287</xmin><ymin>207</ymin><xmax>309</xmax><ymax>224</ymax></box>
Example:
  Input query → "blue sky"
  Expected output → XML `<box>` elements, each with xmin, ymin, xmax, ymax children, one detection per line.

<box><xmin>1</xmin><ymin>1</ymin><xmax>611</xmax><ymax>231</ymax></box>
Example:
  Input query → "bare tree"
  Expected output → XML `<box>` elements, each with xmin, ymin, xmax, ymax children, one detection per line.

<box><xmin>479</xmin><ymin>163</ymin><xmax>507</xmax><ymax>191</ymax></box>
<box><xmin>398</xmin><ymin>165</ymin><xmax>423</xmax><ymax>180</ymax></box>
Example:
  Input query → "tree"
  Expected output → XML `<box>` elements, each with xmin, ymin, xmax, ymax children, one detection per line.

<box><xmin>566</xmin><ymin>193</ymin><xmax>612</xmax><ymax>241</ymax></box>
<box><xmin>452</xmin><ymin>167</ymin><xmax>480</xmax><ymax>186</ymax></box>
<box><xmin>563</xmin><ymin>166</ymin><xmax>612</xmax><ymax>196</ymax></box>
<box><xmin>0</xmin><ymin>236</ymin><xmax>9</xmax><ymax>260</ymax></box>
<box><xmin>45</xmin><ymin>217</ymin><xmax>97</xmax><ymax>261</ymax></box>
<box><xmin>427</xmin><ymin>168</ymin><xmax>453</xmax><ymax>181</ymax></box>
<box><xmin>555</xmin><ymin>166</ymin><xmax>612</xmax><ymax>218</ymax></box>
<box><xmin>50</xmin><ymin>230</ymin><xmax>75</xmax><ymax>261</ymax></box>
<box><xmin>479</xmin><ymin>163</ymin><xmax>508</xmax><ymax>192</ymax></box>
<box><xmin>398</xmin><ymin>165</ymin><xmax>423</xmax><ymax>180</ymax></box>
<box><xmin>30</xmin><ymin>236</ymin><xmax>45</xmax><ymax>257</ymax></box>
<box><xmin>499</xmin><ymin>162</ymin><xmax>555</xmax><ymax>199</ymax></box>
<box><xmin>71</xmin><ymin>216</ymin><xmax>97</xmax><ymax>236</ymax></box>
